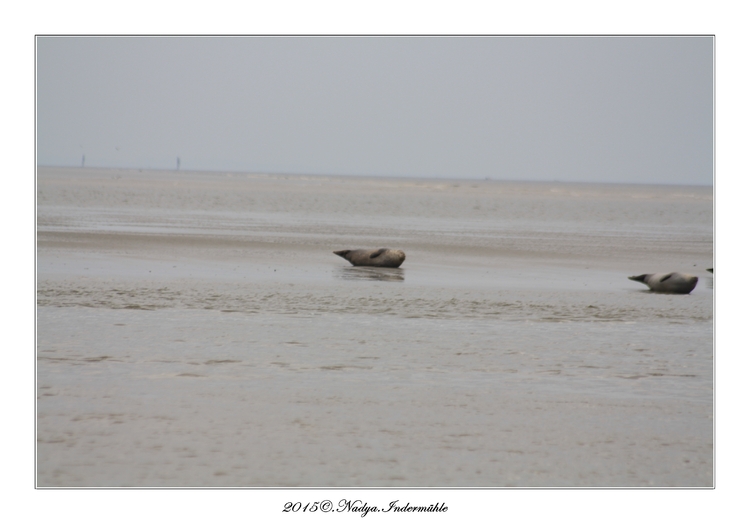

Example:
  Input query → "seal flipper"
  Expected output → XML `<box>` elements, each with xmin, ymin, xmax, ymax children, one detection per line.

<box><xmin>333</xmin><ymin>250</ymin><xmax>351</xmax><ymax>259</ymax></box>
<box><xmin>370</xmin><ymin>248</ymin><xmax>388</xmax><ymax>259</ymax></box>
<box><xmin>628</xmin><ymin>274</ymin><xmax>648</xmax><ymax>283</ymax></box>
<box><xmin>659</xmin><ymin>273</ymin><xmax>675</xmax><ymax>283</ymax></box>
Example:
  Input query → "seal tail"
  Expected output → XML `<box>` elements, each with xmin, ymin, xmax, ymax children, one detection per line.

<box><xmin>628</xmin><ymin>274</ymin><xmax>648</xmax><ymax>283</ymax></box>
<box><xmin>333</xmin><ymin>250</ymin><xmax>351</xmax><ymax>259</ymax></box>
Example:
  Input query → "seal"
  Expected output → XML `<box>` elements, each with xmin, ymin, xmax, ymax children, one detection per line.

<box><xmin>333</xmin><ymin>248</ymin><xmax>406</xmax><ymax>268</ymax></box>
<box><xmin>628</xmin><ymin>272</ymin><xmax>699</xmax><ymax>294</ymax></box>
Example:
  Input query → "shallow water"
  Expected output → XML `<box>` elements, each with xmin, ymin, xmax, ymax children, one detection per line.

<box><xmin>36</xmin><ymin>167</ymin><xmax>713</xmax><ymax>487</ymax></box>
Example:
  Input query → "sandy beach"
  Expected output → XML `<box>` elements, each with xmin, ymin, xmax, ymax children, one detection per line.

<box><xmin>37</xmin><ymin>167</ymin><xmax>713</xmax><ymax>487</ymax></box>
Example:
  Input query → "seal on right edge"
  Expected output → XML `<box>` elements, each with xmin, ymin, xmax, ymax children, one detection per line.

<box><xmin>628</xmin><ymin>272</ymin><xmax>699</xmax><ymax>294</ymax></box>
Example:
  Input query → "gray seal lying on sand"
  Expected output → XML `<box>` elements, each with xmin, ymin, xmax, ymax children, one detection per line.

<box><xmin>333</xmin><ymin>248</ymin><xmax>406</xmax><ymax>268</ymax></box>
<box><xmin>628</xmin><ymin>272</ymin><xmax>699</xmax><ymax>294</ymax></box>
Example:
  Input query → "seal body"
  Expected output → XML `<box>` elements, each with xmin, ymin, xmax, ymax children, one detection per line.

<box><xmin>628</xmin><ymin>272</ymin><xmax>698</xmax><ymax>294</ymax></box>
<box><xmin>333</xmin><ymin>248</ymin><xmax>406</xmax><ymax>268</ymax></box>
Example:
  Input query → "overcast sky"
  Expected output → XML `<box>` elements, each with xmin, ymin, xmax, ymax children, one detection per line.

<box><xmin>36</xmin><ymin>36</ymin><xmax>713</xmax><ymax>185</ymax></box>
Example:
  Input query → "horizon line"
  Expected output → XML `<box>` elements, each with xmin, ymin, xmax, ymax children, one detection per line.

<box><xmin>36</xmin><ymin>164</ymin><xmax>714</xmax><ymax>188</ymax></box>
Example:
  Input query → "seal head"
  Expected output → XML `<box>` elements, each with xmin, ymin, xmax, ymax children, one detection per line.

<box><xmin>334</xmin><ymin>248</ymin><xmax>406</xmax><ymax>268</ymax></box>
<box><xmin>628</xmin><ymin>272</ymin><xmax>699</xmax><ymax>294</ymax></box>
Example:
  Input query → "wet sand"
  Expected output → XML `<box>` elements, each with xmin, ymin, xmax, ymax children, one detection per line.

<box><xmin>37</xmin><ymin>167</ymin><xmax>713</xmax><ymax>487</ymax></box>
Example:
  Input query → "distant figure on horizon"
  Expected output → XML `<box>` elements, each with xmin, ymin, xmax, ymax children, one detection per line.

<box><xmin>176</xmin><ymin>157</ymin><xmax>181</xmax><ymax>170</ymax></box>
<box><xmin>81</xmin><ymin>155</ymin><xmax>85</xmax><ymax>168</ymax></box>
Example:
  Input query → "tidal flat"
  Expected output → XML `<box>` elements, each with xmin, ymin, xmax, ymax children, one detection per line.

<box><xmin>37</xmin><ymin>167</ymin><xmax>713</xmax><ymax>486</ymax></box>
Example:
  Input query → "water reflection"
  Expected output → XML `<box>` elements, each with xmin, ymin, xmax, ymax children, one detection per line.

<box><xmin>334</xmin><ymin>266</ymin><xmax>405</xmax><ymax>282</ymax></box>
